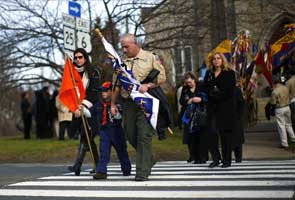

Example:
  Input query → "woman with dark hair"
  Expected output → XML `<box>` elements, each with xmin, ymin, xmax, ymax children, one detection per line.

<box><xmin>180</xmin><ymin>71</ymin><xmax>208</xmax><ymax>164</ymax></box>
<box><xmin>204</xmin><ymin>52</ymin><xmax>236</xmax><ymax>168</ymax></box>
<box><xmin>68</xmin><ymin>48</ymin><xmax>101</xmax><ymax>175</ymax></box>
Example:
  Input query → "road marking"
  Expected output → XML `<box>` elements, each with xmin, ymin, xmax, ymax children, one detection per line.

<box><xmin>9</xmin><ymin>180</ymin><xmax>295</xmax><ymax>187</ymax></box>
<box><xmin>0</xmin><ymin>189</ymin><xmax>293</xmax><ymax>198</ymax></box>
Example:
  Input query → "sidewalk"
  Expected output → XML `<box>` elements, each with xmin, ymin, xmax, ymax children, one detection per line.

<box><xmin>243</xmin><ymin>121</ymin><xmax>295</xmax><ymax>160</ymax></box>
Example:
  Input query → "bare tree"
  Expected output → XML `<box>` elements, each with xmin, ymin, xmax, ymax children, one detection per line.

<box><xmin>0</xmin><ymin>0</ymin><xmax>64</xmax><ymax>89</ymax></box>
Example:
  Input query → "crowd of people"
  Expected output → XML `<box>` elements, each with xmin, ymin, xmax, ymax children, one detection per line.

<box><xmin>19</xmin><ymin>33</ymin><xmax>295</xmax><ymax>182</ymax></box>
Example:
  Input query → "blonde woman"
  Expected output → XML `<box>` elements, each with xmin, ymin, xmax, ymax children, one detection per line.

<box><xmin>204</xmin><ymin>52</ymin><xmax>236</xmax><ymax>168</ymax></box>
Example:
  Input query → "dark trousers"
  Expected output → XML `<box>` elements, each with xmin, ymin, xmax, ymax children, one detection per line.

<box><xmin>70</xmin><ymin>116</ymin><xmax>80</xmax><ymax>139</ymax></box>
<box><xmin>233</xmin><ymin>145</ymin><xmax>242</xmax><ymax>162</ymax></box>
<box><xmin>22</xmin><ymin>115</ymin><xmax>32</xmax><ymax>139</ymax></box>
<box><xmin>209</xmin><ymin>129</ymin><xmax>221</xmax><ymax>163</ymax></box>
<box><xmin>59</xmin><ymin>121</ymin><xmax>71</xmax><ymax>140</ymax></box>
<box><xmin>188</xmin><ymin>130</ymin><xmax>208</xmax><ymax>162</ymax></box>
<box><xmin>96</xmin><ymin>126</ymin><xmax>131</xmax><ymax>174</ymax></box>
<box><xmin>219</xmin><ymin>130</ymin><xmax>233</xmax><ymax>165</ymax></box>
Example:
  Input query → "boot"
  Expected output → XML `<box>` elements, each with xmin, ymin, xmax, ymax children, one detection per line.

<box><xmin>68</xmin><ymin>143</ymin><xmax>87</xmax><ymax>176</ymax></box>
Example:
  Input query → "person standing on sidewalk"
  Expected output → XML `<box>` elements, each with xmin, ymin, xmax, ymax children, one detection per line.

<box><xmin>111</xmin><ymin>34</ymin><xmax>166</xmax><ymax>181</ymax></box>
<box><xmin>270</xmin><ymin>75</ymin><xmax>295</xmax><ymax>148</ymax></box>
<box><xmin>20</xmin><ymin>91</ymin><xmax>32</xmax><ymax>139</ymax></box>
<box><xmin>285</xmin><ymin>66</ymin><xmax>295</xmax><ymax>131</ymax></box>
<box><xmin>56</xmin><ymin>94</ymin><xmax>72</xmax><ymax>140</ymax></box>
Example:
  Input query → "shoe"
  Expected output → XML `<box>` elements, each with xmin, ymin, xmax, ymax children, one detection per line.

<box><xmin>208</xmin><ymin>161</ymin><xmax>220</xmax><ymax>168</ymax></box>
<box><xmin>235</xmin><ymin>160</ymin><xmax>242</xmax><ymax>163</ymax></box>
<box><xmin>93</xmin><ymin>172</ymin><xmax>107</xmax><ymax>180</ymax></box>
<box><xmin>135</xmin><ymin>175</ymin><xmax>148</xmax><ymax>181</ymax></box>
<box><xmin>279</xmin><ymin>145</ymin><xmax>288</xmax><ymax>149</ymax></box>
<box><xmin>89</xmin><ymin>169</ymin><xmax>95</xmax><ymax>174</ymax></box>
<box><xmin>187</xmin><ymin>158</ymin><xmax>193</xmax><ymax>163</ymax></box>
<box><xmin>68</xmin><ymin>166</ymin><xmax>80</xmax><ymax>176</ymax></box>
<box><xmin>221</xmin><ymin>163</ymin><xmax>231</xmax><ymax>168</ymax></box>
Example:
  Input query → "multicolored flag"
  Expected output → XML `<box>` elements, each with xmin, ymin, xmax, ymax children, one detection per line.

<box><xmin>205</xmin><ymin>39</ymin><xmax>232</xmax><ymax>66</ymax></box>
<box><xmin>271</xmin><ymin>29</ymin><xmax>295</xmax><ymax>69</ymax></box>
<box><xmin>99</xmin><ymin>34</ymin><xmax>159</xmax><ymax>130</ymax></box>
<box><xmin>255</xmin><ymin>50</ymin><xmax>272</xmax><ymax>87</ymax></box>
<box><xmin>59</xmin><ymin>56</ymin><xmax>86</xmax><ymax>112</ymax></box>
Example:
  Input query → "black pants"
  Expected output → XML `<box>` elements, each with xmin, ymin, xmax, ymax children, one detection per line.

<box><xmin>219</xmin><ymin>130</ymin><xmax>233</xmax><ymax>165</ymax></box>
<box><xmin>209</xmin><ymin>129</ymin><xmax>221</xmax><ymax>163</ymax></box>
<box><xmin>233</xmin><ymin>145</ymin><xmax>242</xmax><ymax>162</ymax></box>
<box><xmin>70</xmin><ymin>116</ymin><xmax>80</xmax><ymax>139</ymax></box>
<box><xmin>59</xmin><ymin>121</ymin><xmax>71</xmax><ymax>140</ymax></box>
<box><xmin>22</xmin><ymin>115</ymin><xmax>32</xmax><ymax>139</ymax></box>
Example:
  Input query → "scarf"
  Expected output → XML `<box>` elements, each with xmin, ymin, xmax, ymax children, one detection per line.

<box><xmin>102</xmin><ymin>101</ymin><xmax>111</xmax><ymax>126</ymax></box>
<box><xmin>75</xmin><ymin>66</ymin><xmax>89</xmax><ymax>89</ymax></box>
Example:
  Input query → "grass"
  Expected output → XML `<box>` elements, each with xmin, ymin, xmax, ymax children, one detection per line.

<box><xmin>0</xmin><ymin>129</ymin><xmax>187</xmax><ymax>163</ymax></box>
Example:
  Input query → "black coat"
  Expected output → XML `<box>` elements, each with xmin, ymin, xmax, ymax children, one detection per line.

<box><xmin>232</xmin><ymin>86</ymin><xmax>245</xmax><ymax>146</ymax></box>
<box><xmin>204</xmin><ymin>69</ymin><xmax>236</xmax><ymax>131</ymax></box>
<box><xmin>180</xmin><ymin>83</ymin><xmax>206</xmax><ymax>144</ymax></box>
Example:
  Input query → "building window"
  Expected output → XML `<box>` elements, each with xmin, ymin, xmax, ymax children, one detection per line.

<box><xmin>173</xmin><ymin>47</ymin><xmax>182</xmax><ymax>75</ymax></box>
<box><xmin>184</xmin><ymin>46</ymin><xmax>192</xmax><ymax>71</ymax></box>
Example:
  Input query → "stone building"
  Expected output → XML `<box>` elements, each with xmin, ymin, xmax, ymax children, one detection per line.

<box><xmin>142</xmin><ymin>0</ymin><xmax>295</xmax><ymax>87</ymax></box>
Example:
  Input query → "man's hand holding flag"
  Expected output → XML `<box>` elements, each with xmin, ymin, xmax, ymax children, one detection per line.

<box><xmin>96</xmin><ymin>29</ymin><xmax>159</xmax><ymax>130</ymax></box>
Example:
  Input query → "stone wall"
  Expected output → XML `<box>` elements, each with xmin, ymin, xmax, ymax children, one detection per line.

<box><xmin>142</xmin><ymin>0</ymin><xmax>295</xmax><ymax>84</ymax></box>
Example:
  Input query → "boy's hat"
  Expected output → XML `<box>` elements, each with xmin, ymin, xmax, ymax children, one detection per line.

<box><xmin>101</xmin><ymin>81</ymin><xmax>112</xmax><ymax>92</ymax></box>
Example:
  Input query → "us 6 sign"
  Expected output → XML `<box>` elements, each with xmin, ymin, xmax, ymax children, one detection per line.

<box><xmin>77</xmin><ymin>31</ymin><xmax>92</xmax><ymax>53</ymax></box>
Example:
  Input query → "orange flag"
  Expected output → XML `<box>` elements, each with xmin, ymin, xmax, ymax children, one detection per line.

<box><xmin>59</xmin><ymin>56</ymin><xmax>86</xmax><ymax>112</ymax></box>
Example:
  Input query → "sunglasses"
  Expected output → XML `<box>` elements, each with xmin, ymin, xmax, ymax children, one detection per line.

<box><xmin>74</xmin><ymin>56</ymin><xmax>84</xmax><ymax>60</ymax></box>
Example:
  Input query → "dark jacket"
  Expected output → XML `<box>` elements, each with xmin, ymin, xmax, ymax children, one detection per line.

<box><xmin>180</xmin><ymin>83</ymin><xmax>207</xmax><ymax>143</ymax></box>
<box><xmin>204</xmin><ymin>69</ymin><xmax>236</xmax><ymax>131</ymax></box>
<box><xmin>233</xmin><ymin>86</ymin><xmax>245</xmax><ymax>146</ymax></box>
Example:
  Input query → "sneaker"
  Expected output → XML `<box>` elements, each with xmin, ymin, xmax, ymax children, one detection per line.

<box><xmin>93</xmin><ymin>172</ymin><xmax>107</xmax><ymax>180</ymax></box>
<box><xmin>135</xmin><ymin>175</ymin><xmax>148</xmax><ymax>181</ymax></box>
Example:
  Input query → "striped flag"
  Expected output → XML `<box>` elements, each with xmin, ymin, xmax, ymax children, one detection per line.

<box><xmin>100</xmin><ymin>36</ymin><xmax>159</xmax><ymax>130</ymax></box>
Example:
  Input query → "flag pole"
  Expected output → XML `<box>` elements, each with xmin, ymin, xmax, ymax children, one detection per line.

<box><xmin>95</xmin><ymin>28</ymin><xmax>173</xmax><ymax>135</ymax></box>
<box><xmin>66</xmin><ymin>55</ymin><xmax>97</xmax><ymax>171</ymax></box>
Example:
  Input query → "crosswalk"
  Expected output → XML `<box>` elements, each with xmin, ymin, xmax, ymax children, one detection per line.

<box><xmin>0</xmin><ymin>160</ymin><xmax>295</xmax><ymax>199</ymax></box>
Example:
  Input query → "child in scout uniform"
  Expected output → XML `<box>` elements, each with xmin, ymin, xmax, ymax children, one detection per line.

<box><xmin>93</xmin><ymin>81</ymin><xmax>131</xmax><ymax>179</ymax></box>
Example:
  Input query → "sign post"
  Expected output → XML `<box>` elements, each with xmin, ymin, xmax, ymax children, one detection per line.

<box><xmin>63</xmin><ymin>1</ymin><xmax>92</xmax><ymax>55</ymax></box>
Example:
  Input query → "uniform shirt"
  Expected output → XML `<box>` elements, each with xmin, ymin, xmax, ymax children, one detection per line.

<box><xmin>113</xmin><ymin>49</ymin><xmax>166</xmax><ymax>98</ymax></box>
<box><xmin>270</xmin><ymin>83</ymin><xmax>290</xmax><ymax>108</ymax></box>
<box><xmin>286</xmin><ymin>75</ymin><xmax>295</xmax><ymax>100</ymax></box>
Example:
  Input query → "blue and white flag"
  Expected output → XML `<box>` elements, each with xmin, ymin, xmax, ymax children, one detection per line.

<box><xmin>100</xmin><ymin>36</ymin><xmax>159</xmax><ymax>130</ymax></box>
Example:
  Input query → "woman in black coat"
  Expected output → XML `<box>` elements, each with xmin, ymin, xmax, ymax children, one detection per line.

<box><xmin>204</xmin><ymin>52</ymin><xmax>236</xmax><ymax>168</ymax></box>
<box><xmin>180</xmin><ymin>72</ymin><xmax>208</xmax><ymax>164</ymax></box>
<box><xmin>68</xmin><ymin>48</ymin><xmax>101</xmax><ymax>175</ymax></box>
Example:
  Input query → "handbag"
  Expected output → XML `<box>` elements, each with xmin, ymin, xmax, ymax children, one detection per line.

<box><xmin>189</xmin><ymin>104</ymin><xmax>207</xmax><ymax>133</ymax></box>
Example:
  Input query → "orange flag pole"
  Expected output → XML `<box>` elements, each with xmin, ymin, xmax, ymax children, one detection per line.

<box><xmin>66</xmin><ymin>55</ymin><xmax>97</xmax><ymax>171</ymax></box>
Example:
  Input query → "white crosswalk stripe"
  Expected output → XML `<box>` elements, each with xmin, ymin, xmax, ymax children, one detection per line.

<box><xmin>0</xmin><ymin>160</ymin><xmax>295</xmax><ymax>199</ymax></box>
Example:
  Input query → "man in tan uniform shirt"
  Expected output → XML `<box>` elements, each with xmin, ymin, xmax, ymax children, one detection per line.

<box><xmin>270</xmin><ymin>75</ymin><xmax>295</xmax><ymax>148</ymax></box>
<box><xmin>111</xmin><ymin>34</ymin><xmax>166</xmax><ymax>181</ymax></box>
